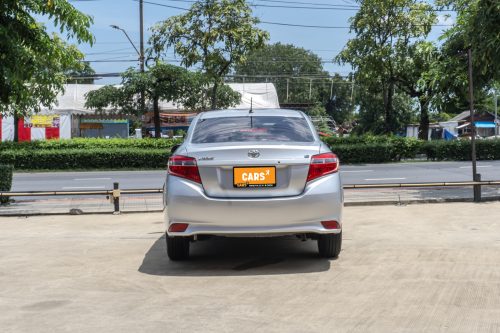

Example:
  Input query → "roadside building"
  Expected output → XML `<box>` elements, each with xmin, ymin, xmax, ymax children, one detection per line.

<box><xmin>443</xmin><ymin>111</ymin><xmax>497</xmax><ymax>138</ymax></box>
<box><xmin>405</xmin><ymin>123</ymin><xmax>443</xmax><ymax>140</ymax></box>
<box><xmin>405</xmin><ymin>110</ymin><xmax>497</xmax><ymax>140</ymax></box>
<box><xmin>0</xmin><ymin>82</ymin><xmax>279</xmax><ymax>141</ymax></box>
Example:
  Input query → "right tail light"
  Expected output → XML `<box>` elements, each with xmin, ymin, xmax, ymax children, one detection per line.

<box><xmin>307</xmin><ymin>153</ymin><xmax>339</xmax><ymax>182</ymax></box>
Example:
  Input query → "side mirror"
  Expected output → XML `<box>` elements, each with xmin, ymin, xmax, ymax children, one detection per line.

<box><xmin>171</xmin><ymin>144</ymin><xmax>181</xmax><ymax>154</ymax></box>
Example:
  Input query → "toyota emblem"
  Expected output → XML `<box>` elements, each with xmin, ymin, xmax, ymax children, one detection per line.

<box><xmin>248</xmin><ymin>149</ymin><xmax>260</xmax><ymax>158</ymax></box>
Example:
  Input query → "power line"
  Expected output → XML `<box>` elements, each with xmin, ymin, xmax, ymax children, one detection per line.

<box><xmin>140</xmin><ymin>1</ymin><xmax>453</xmax><ymax>28</ymax></box>
<box><xmin>260</xmin><ymin>21</ymin><xmax>350</xmax><ymax>29</ymax></box>
<box><xmin>85</xmin><ymin>47</ymin><xmax>137</xmax><ymax>55</ymax></box>
<box><xmin>142</xmin><ymin>0</ymin><xmax>456</xmax><ymax>12</ymax></box>
<box><xmin>83</xmin><ymin>60</ymin><xmax>138</xmax><ymax>63</ymax></box>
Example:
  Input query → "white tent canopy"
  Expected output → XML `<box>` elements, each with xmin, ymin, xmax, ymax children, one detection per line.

<box><xmin>41</xmin><ymin>83</ymin><xmax>280</xmax><ymax>114</ymax></box>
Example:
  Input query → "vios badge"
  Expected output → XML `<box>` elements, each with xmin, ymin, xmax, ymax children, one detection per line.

<box><xmin>248</xmin><ymin>149</ymin><xmax>260</xmax><ymax>158</ymax></box>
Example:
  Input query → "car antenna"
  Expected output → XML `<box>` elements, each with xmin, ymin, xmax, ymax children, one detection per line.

<box><xmin>249</xmin><ymin>97</ymin><xmax>253</xmax><ymax>113</ymax></box>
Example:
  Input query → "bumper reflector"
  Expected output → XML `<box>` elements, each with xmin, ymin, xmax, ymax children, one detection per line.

<box><xmin>168</xmin><ymin>223</ymin><xmax>189</xmax><ymax>232</ymax></box>
<box><xmin>321</xmin><ymin>220</ymin><xmax>340</xmax><ymax>229</ymax></box>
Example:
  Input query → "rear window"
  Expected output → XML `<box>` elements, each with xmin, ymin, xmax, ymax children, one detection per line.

<box><xmin>191</xmin><ymin>116</ymin><xmax>315</xmax><ymax>143</ymax></box>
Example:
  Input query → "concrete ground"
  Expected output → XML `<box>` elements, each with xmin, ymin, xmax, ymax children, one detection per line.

<box><xmin>1</xmin><ymin>203</ymin><xmax>500</xmax><ymax>332</ymax></box>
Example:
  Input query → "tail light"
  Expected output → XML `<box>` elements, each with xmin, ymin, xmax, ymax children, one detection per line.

<box><xmin>307</xmin><ymin>153</ymin><xmax>339</xmax><ymax>182</ymax></box>
<box><xmin>168</xmin><ymin>223</ymin><xmax>189</xmax><ymax>233</ymax></box>
<box><xmin>168</xmin><ymin>155</ymin><xmax>201</xmax><ymax>184</ymax></box>
<box><xmin>321</xmin><ymin>220</ymin><xmax>340</xmax><ymax>229</ymax></box>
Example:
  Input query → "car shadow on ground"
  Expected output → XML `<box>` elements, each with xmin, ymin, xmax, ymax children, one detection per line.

<box><xmin>138</xmin><ymin>235</ymin><xmax>332</xmax><ymax>276</ymax></box>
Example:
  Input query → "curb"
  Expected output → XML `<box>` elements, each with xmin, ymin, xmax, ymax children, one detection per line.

<box><xmin>345</xmin><ymin>196</ymin><xmax>500</xmax><ymax>207</ymax></box>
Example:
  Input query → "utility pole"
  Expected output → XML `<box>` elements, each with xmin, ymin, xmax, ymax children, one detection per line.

<box><xmin>467</xmin><ymin>48</ymin><xmax>481</xmax><ymax>202</ymax></box>
<box><xmin>286</xmin><ymin>78</ymin><xmax>289</xmax><ymax>102</ymax></box>
<box><xmin>139</xmin><ymin>0</ymin><xmax>145</xmax><ymax>73</ymax></box>
<box><xmin>495</xmin><ymin>93</ymin><xmax>498</xmax><ymax>136</ymax></box>
<box><xmin>139</xmin><ymin>0</ymin><xmax>146</xmax><ymax>124</ymax></box>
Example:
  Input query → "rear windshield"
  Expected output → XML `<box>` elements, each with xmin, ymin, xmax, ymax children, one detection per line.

<box><xmin>191</xmin><ymin>116</ymin><xmax>315</xmax><ymax>143</ymax></box>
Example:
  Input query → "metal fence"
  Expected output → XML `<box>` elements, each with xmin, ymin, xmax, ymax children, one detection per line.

<box><xmin>1</xmin><ymin>180</ymin><xmax>500</xmax><ymax>215</ymax></box>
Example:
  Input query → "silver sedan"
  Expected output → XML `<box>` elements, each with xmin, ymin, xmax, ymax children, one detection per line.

<box><xmin>164</xmin><ymin>109</ymin><xmax>343</xmax><ymax>260</ymax></box>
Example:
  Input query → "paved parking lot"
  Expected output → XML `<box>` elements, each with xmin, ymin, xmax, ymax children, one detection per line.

<box><xmin>1</xmin><ymin>202</ymin><xmax>500</xmax><ymax>332</ymax></box>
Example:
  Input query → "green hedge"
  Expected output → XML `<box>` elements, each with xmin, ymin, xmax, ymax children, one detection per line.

<box><xmin>0</xmin><ymin>164</ymin><xmax>13</xmax><ymax>204</ymax></box>
<box><xmin>0</xmin><ymin>149</ymin><xmax>170</xmax><ymax>170</ymax></box>
<box><xmin>422</xmin><ymin>139</ymin><xmax>500</xmax><ymax>161</ymax></box>
<box><xmin>1</xmin><ymin>137</ymin><xmax>499</xmax><ymax>169</ymax></box>
<box><xmin>0</xmin><ymin>138</ymin><xmax>182</xmax><ymax>151</ymax></box>
<box><xmin>324</xmin><ymin>136</ymin><xmax>424</xmax><ymax>163</ymax></box>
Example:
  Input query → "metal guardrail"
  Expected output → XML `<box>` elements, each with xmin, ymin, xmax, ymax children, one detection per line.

<box><xmin>343</xmin><ymin>180</ymin><xmax>500</xmax><ymax>189</ymax></box>
<box><xmin>3</xmin><ymin>180</ymin><xmax>499</xmax><ymax>197</ymax></box>
<box><xmin>0</xmin><ymin>189</ymin><xmax>163</xmax><ymax>197</ymax></box>
<box><xmin>1</xmin><ymin>180</ymin><xmax>499</xmax><ymax>214</ymax></box>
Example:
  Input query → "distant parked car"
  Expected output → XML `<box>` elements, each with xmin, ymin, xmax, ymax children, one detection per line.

<box><xmin>164</xmin><ymin>109</ymin><xmax>343</xmax><ymax>260</ymax></box>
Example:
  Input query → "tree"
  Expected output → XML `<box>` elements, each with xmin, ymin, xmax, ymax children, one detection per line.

<box><xmin>0</xmin><ymin>0</ymin><xmax>93</xmax><ymax>140</ymax></box>
<box><xmin>337</xmin><ymin>0</ymin><xmax>436</xmax><ymax>134</ymax></box>
<box><xmin>234</xmin><ymin>43</ymin><xmax>354</xmax><ymax>123</ymax></box>
<box><xmin>427</xmin><ymin>0</ymin><xmax>499</xmax><ymax>117</ymax></box>
<box><xmin>85</xmin><ymin>63</ymin><xmax>241</xmax><ymax>138</ymax></box>
<box><xmin>234</xmin><ymin>43</ymin><xmax>327</xmax><ymax>103</ymax></box>
<box><xmin>438</xmin><ymin>0</ymin><xmax>499</xmax><ymax>83</ymax></box>
<box><xmin>354</xmin><ymin>87</ymin><xmax>418</xmax><ymax>135</ymax></box>
<box><xmin>149</xmin><ymin>0</ymin><xmax>269</xmax><ymax>109</ymax></box>
<box><xmin>396</xmin><ymin>41</ymin><xmax>441</xmax><ymax>139</ymax></box>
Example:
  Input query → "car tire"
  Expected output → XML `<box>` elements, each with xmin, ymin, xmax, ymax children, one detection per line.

<box><xmin>166</xmin><ymin>235</ymin><xmax>190</xmax><ymax>260</ymax></box>
<box><xmin>317</xmin><ymin>232</ymin><xmax>342</xmax><ymax>258</ymax></box>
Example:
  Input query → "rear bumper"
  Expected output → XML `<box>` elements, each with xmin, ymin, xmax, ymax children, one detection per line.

<box><xmin>165</xmin><ymin>173</ymin><xmax>343</xmax><ymax>237</ymax></box>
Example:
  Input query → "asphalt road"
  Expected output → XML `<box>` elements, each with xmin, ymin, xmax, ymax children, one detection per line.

<box><xmin>10</xmin><ymin>160</ymin><xmax>500</xmax><ymax>191</ymax></box>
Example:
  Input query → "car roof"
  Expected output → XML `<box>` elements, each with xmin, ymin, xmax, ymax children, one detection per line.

<box><xmin>198</xmin><ymin>109</ymin><xmax>305</xmax><ymax>119</ymax></box>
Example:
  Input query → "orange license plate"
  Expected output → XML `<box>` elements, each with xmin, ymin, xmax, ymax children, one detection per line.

<box><xmin>233</xmin><ymin>167</ymin><xmax>276</xmax><ymax>188</ymax></box>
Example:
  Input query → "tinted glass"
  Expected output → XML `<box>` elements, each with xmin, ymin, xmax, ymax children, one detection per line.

<box><xmin>191</xmin><ymin>116</ymin><xmax>315</xmax><ymax>143</ymax></box>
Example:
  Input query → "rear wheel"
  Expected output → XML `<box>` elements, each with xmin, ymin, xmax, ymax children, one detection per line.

<box><xmin>166</xmin><ymin>235</ymin><xmax>190</xmax><ymax>260</ymax></box>
<box><xmin>317</xmin><ymin>232</ymin><xmax>342</xmax><ymax>258</ymax></box>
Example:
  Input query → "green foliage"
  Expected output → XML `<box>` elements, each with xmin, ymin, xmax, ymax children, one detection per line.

<box><xmin>324</xmin><ymin>135</ymin><xmax>423</xmax><ymax>162</ymax></box>
<box><xmin>329</xmin><ymin>143</ymin><xmax>394</xmax><ymax>164</ymax></box>
<box><xmin>0</xmin><ymin>138</ymin><xmax>182</xmax><ymax>151</ymax></box>
<box><xmin>353</xmin><ymin>89</ymin><xmax>418</xmax><ymax>135</ymax></box>
<box><xmin>0</xmin><ymin>164</ymin><xmax>13</xmax><ymax>204</ymax></box>
<box><xmin>149</xmin><ymin>0</ymin><xmax>269</xmax><ymax>108</ymax></box>
<box><xmin>0</xmin><ymin>149</ymin><xmax>170</xmax><ymax>170</ymax></box>
<box><xmin>438</xmin><ymin>0</ymin><xmax>499</xmax><ymax>83</ymax></box>
<box><xmin>234</xmin><ymin>43</ymin><xmax>354</xmax><ymax>123</ymax></box>
<box><xmin>305</xmin><ymin>105</ymin><xmax>334</xmax><ymax>134</ymax></box>
<box><xmin>0</xmin><ymin>0</ymin><xmax>93</xmax><ymax>117</ymax></box>
<box><xmin>422</xmin><ymin>139</ymin><xmax>500</xmax><ymax>161</ymax></box>
<box><xmin>337</xmin><ymin>0</ymin><xmax>436</xmax><ymax>133</ymax></box>
<box><xmin>0</xmin><ymin>137</ymin><xmax>181</xmax><ymax>170</ymax></box>
<box><xmin>85</xmin><ymin>63</ymin><xmax>241</xmax><ymax>115</ymax></box>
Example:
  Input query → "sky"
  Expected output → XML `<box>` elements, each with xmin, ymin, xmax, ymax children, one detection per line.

<box><xmin>48</xmin><ymin>0</ymin><xmax>455</xmax><ymax>84</ymax></box>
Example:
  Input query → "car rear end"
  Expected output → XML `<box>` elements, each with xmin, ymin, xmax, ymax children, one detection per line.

<box><xmin>165</xmin><ymin>109</ymin><xmax>343</xmax><ymax>260</ymax></box>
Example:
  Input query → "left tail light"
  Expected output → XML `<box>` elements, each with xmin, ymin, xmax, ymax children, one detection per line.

<box><xmin>307</xmin><ymin>153</ymin><xmax>339</xmax><ymax>182</ymax></box>
<box><xmin>168</xmin><ymin>155</ymin><xmax>202</xmax><ymax>184</ymax></box>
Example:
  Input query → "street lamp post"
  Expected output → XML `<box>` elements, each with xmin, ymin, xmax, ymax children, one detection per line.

<box><xmin>110</xmin><ymin>25</ymin><xmax>140</xmax><ymax>57</ymax></box>
<box><xmin>110</xmin><ymin>23</ymin><xmax>146</xmax><ymax>120</ymax></box>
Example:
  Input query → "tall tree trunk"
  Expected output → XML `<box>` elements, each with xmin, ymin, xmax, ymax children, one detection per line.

<box><xmin>383</xmin><ymin>82</ymin><xmax>395</xmax><ymax>134</ymax></box>
<box><xmin>153</xmin><ymin>97</ymin><xmax>161</xmax><ymax>139</ymax></box>
<box><xmin>13</xmin><ymin>113</ymin><xmax>19</xmax><ymax>142</ymax></box>
<box><xmin>418</xmin><ymin>98</ymin><xmax>430</xmax><ymax>141</ymax></box>
<box><xmin>211</xmin><ymin>82</ymin><xmax>219</xmax><ymax>110</ymax></box>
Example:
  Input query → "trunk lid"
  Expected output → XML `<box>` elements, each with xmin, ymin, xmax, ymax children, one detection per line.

<box><xmin>188</xmin><ymin>143</ymin><xmax>320</xmax><ymax>198</ymax></box>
